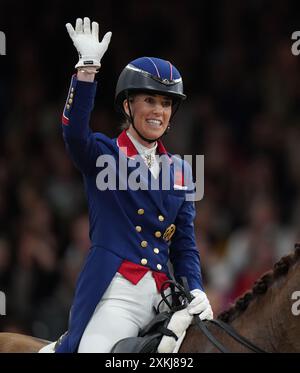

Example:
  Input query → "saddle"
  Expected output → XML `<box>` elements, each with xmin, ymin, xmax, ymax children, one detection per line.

<box><xmin>111</xmin><ymin>311</ymin><xmax>175</xmax><ymax>353</ymax></box>
<box><xmin>111</xmin><ymin>279</ymin><xmax>188</xmax><ymax>353</ymax></box>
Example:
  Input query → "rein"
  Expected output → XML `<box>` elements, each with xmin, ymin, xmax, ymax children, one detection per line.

<box><xmin>160</xmin><ymin>278</ymin><xmax>268</xmax><ymax>353</ymax></box>
<box><xmin>208</xmin><ymin>319</ymin><xmax>267</xmax><ymax>353</ymax></box>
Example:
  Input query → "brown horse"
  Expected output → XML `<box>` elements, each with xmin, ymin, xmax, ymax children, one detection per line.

<box><xmin>1</xmin><ymin>244</ymin><xmax>300</xmax><ymax>353</ymax></box>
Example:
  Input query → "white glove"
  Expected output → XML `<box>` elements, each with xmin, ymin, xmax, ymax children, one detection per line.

<box><xmin>187</xmin><ymin>289</ymin><xmax>214</xmax><ymax>320</ymax></box>
<box><xmin>66</xmin><ymin>17</ymin><xmax>112</xmax><ymax>69</ymax></box>
<box><xmin>157</xmin><ymin>308</ymin><xmax>193</xmax><ymax>353</ymax></box>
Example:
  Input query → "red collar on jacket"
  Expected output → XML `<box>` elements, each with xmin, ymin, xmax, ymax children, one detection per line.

<box><xmin>116</xmin><ymin>130</ymin><xmax>172</xmax><ymax>162</ymax></box>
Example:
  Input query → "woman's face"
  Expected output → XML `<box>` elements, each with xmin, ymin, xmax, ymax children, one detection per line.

<box><xmin>123</xmin><ymin>93</ymin><xmax>172</xmax><ymax>146</ymax></box>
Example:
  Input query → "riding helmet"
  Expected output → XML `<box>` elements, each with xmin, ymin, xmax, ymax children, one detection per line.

<box><xmin>115</xmin><ymin>56</ymin><xmax>186</xmax><ymax>113</ymax></box>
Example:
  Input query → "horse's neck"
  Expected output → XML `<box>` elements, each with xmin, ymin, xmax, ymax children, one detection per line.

<box><xmin>229</xmin><ymin>291</ymin><xmax>276</xmax><ymax>352</ymax></box>
<box><xmin>230</xmin><ymin>267</ymin><xmax>299</xmax><ymax>352</ymax></box>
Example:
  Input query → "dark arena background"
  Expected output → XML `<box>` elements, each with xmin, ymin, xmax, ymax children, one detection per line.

<box><xmin>0</xmin><ymin>0</ymin><xmax>300</xmax><ymax>357</ymax></box>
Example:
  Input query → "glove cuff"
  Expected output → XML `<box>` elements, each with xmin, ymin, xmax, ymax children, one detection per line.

<box><xmin>190</xmin><ymin>289</ymin><xmax>205</xmax><ymax>297</ymax></box>
<box><xmin>75</xmin><ymin>57</ymin><xmax>101</xmax><ymax>69</ymax></box>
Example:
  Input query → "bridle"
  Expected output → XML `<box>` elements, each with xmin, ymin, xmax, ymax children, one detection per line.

<box><xmin>159</xmin><ymin>279</ymin><xmax>268</xmax><ymax>353</ymax></box>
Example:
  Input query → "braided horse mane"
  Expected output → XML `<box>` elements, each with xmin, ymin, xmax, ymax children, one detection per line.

<box><xmin>217</xmin><ymin>243</ymin><xmax>300</xmax><ymax>323</ymax></box>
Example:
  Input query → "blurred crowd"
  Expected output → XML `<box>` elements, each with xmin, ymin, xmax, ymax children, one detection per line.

<box><xmin>1</xmin><ymin>0</ymin><xmax>300</xmax><ymax>340</ymax></box>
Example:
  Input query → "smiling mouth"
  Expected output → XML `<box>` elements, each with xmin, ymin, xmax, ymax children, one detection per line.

<box><xmin>146</xmin><ymin>119</ymin><xmax>162</xmax><ymax>128</ymax></box>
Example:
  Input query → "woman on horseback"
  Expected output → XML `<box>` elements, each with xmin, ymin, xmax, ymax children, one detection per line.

<box><xmin>53</xmin><ymin>17</ymin><xmax>213</xmax><ymax>353</ymax></box>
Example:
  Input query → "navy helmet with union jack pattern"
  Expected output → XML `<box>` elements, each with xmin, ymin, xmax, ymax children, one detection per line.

<box><xmin>115</xmin><ymin>56</ymin><xmax>186</xmax><ymax>112</ymax></box>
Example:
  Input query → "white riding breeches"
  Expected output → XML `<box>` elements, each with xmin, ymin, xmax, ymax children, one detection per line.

<box><xmin>78</xmin><ymin>271</ymin><xmax>166</xmax><ymax>353</ymax></box>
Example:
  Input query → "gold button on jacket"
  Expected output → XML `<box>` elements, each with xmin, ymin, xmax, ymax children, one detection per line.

<box><xmin>141</xmin><ymin>258</ymin><xmax>147</xmax><ymax>265</ymax></box>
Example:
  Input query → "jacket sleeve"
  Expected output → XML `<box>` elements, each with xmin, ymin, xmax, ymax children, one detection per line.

<box><xmin>61</xmin><ymin>75</ymin><xmax>103</xmax><ymax>175</ymax></box>
<box><xmin>169</xmin><ymin>160</ymin><xmax>204</xmax><ymax>291</ymax></box>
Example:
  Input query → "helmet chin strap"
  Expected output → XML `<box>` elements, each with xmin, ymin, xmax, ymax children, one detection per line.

<box><xmin>131</xmin><ymin>119</ymin><xmax>161</xmax><ymax>144</ymax></box>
